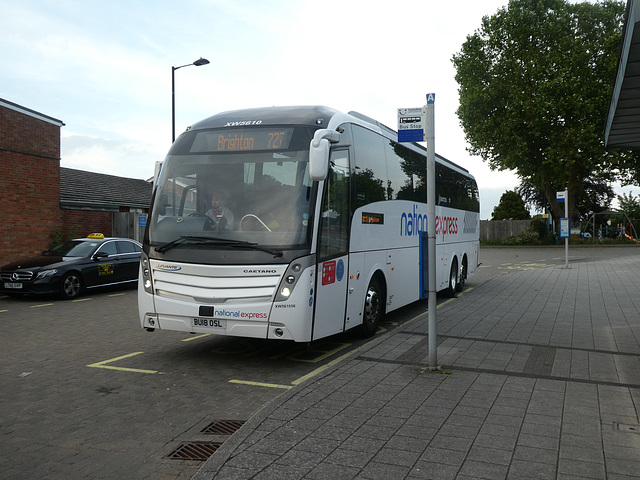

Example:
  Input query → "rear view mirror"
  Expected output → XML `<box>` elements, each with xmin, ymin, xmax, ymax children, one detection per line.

<box><xmin>309</xmin><ymin>129</ymin><xmax>341</xmax><ymax>181</ymax></box>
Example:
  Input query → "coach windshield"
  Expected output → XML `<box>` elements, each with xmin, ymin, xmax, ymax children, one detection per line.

<box><xmin>147</xmin><ymin>127</ymin><xmax>317</xmax><ymax>258</ymax></box>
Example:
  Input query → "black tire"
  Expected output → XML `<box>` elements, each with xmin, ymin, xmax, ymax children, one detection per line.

<box><xmin>446</xmin><ymin>259</ymin><xmax>458</xmax><ymax>298</ymax></box>
<box><xmin>456</xmin><ymin>258</ymin><xmax>467</xmax><ymax>293</ymax></box>
<box><xmin>360</xmin><ymin>276</ymin><xmax>384</xmax><ymax>337</ymax></box>
<box><xmin>60</xmin><ymin>272</ymin><xmax>83</xmax><ymax>299</ymax></box>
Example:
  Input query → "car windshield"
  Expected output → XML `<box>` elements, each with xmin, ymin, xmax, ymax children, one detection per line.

<box><xmin>47</xmin><ymin>240</ymin><xmax>99</xmax><ymax>257</ymax></box>
<box><xmin>148</xmin><ymin>126</ymin><xmax>317</xmax><ymax>251</ymax></box>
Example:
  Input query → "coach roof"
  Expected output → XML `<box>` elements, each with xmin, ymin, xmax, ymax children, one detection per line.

<box><xmin>187</xmin><ymin>105</ymin><xmax>341</xmax><ymax>131</ymax></box>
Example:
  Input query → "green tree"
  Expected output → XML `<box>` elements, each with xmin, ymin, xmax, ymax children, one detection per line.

<box><xmin>517</xmin><ymin>177</ymin><xmax>615</xmax><ymax>221</ymax></box>
<box><xmin>617</xmin><ymin>192</ymin><xmax>640</xmax><ymax>237</ymax></box>
<box><xmin>492</xmin><ymin>190</ymin><xmax>531</xmax><ymax>220</ymax></box>
<box><xmin>617</xmin><ymin>192</ymin><xmax>640</xmax><ymax>220</ymax></box>
<box><xmin>452</xmin><ymin>0</ymin><xmax>640</xmax><ymax>222</ymax></box>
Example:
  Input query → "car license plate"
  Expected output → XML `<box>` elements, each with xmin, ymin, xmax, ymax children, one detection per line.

<box><xmin>4</xmin><ymin>282</ymin><xmax>23</xmax><ymax>289</ymax></box>
<box><xmin>192</xmin><ymin>317</ymin><xmax>226</xmax><ymax>329</ymax></box>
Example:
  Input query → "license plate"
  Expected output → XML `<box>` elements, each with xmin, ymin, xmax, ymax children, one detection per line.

<box><xmin>192</xmin><ymin>317</ymin><xmax>226</xmax><ymax>329</ymax></box>
<box><xmin>4</xmin><ymin>282</ymin><xmax>22</xmax><ymax>289</ymax></box>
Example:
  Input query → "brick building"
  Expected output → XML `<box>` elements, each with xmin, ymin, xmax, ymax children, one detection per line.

<box><xmin>0</xmin><ymin>98</ymin><xmax>64</xmax><ymax>265</ymax></box>
<box><xmin>0</xmin><ymin>98</ymin><xmax>152</xmax><ymax>265</ymax></box>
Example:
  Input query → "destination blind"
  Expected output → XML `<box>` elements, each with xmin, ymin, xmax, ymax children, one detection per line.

<box><xmin>190</xmin><ymin>128</ymin><xmax>294</xmax><ymax>152</ymax></box>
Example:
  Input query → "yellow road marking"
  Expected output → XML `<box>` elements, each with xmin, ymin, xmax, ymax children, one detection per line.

<box><xmin>108</xmin><ymin>293</ymin><xmax>127</xmax><ymax>297</ymax></box>
<box><xmin>72</xmin><ymin>298</ymin><xmax>92</xmax><ymax>302</ymax></box>
<box><xmin>229</xmin><ymin>380</ymin><xmax>292</xmax><ymax>389</ymax></box>
<box><xmin>31</xmin><ymin>303</ymin><xmax>54</xmax><ymax>308</ymax></box>
<box><xmin>87</xmin><ymin>352</ymin><xmax>159</xmax><ymax>374</ymax></box>
<box><xmin>292</xmin><ymin>346</ymin><xmax>363</xmax><ymax>386</ymax></box>
<box><xmin>182</xmin><ymin>334</ymin><xmax>211</xmax><ymax>342</ymax></box>
<box><xmin>285</xmin><ymin>342</ymin><xmax>351</xmax><ymax>363</ymax></box>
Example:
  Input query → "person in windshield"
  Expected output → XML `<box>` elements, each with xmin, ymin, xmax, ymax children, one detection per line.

<box><xmin>205</xmin><ymin>191</ymin><xmax>235</xmax><ymax>231</ymax></box>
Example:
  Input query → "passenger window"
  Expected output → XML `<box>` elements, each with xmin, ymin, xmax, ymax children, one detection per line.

<box><xmin>117</xmin><ymin>241</ymin><xmax>137</xmax><ymax>254</ymax></box>
<box><xmin>352</xmin><ymin>126</ymin><xmax>387</xmax><ymax>209</ymax></box>
<box><xmin>97</xmin><ymin>242</ymin><xmax>118</xmax><ymax>256</ymax></box>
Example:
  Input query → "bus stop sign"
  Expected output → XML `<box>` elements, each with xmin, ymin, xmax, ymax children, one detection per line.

<box><xmin>398</xmin><ymin>107</ymin><xmax>424</xmax><ymax>143</ymax></box>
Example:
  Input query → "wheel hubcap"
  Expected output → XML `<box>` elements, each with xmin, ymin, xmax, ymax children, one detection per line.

<box><xmin>365</xmin><ymin>288</ymin><xmax>379</xmax><ymax>324</ymax></box>
<box><xmin>65</xmin><ymin>277</ymin><xmax>79</xmax><ymax>296</ymax></box>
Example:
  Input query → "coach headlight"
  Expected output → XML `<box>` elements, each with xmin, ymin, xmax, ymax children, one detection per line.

<box><xmin>280</xmin><ymin>286</ymin><xmax>291</xmax><ymax>298</ymax></box>
<box><xmin>141</xmin><ymin>253</ymin><xmax>154</xmax><ymax>294</ymax></box>
<box><xmin>274</xmin><ymin>255</ymin><xmax>315</xmax><ymax>302</ymax></box>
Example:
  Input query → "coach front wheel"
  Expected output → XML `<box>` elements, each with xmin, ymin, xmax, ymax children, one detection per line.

<box><xmin>361</xmin><ymin>277</ymin><xmax>384</xmax><ymax>338</ymax></box>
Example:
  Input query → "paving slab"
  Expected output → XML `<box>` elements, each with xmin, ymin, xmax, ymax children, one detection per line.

<box><xmin>194</xmin><ymin>255</ymin><xmax>640</xmax><ymax>479</ymax></box>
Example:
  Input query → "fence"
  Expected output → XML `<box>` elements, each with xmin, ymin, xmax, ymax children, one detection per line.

<box><xmin>113</xmin><ymin>212</ymin><xmax>147</xmax><ymax>242</ymax></box>
<box><xmin>480</xmin><ymin>219</ymin><xmax>532</xmax><ymax>242</ymax></box>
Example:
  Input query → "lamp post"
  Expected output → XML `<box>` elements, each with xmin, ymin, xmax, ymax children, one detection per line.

<box><xmin>171</xmin><ymin>57</ymin><xmax>210</xmax><ymax>142</ymax></box>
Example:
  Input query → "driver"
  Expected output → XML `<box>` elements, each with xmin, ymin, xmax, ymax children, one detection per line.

<box><xmin>205</xmin><ymin>191</ymin><xmax>235</xmax><ymax>231</ymax></box>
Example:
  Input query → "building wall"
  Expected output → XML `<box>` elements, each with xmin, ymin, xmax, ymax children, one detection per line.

<box><xmin>61</xmin><ymin>210</ymin><xmax>112</xmax><ymax>239</ymax></box>
<box><xmin>0</xmin><ymin>105</ymin><xmax>62</xmax><ymax>265</ymax></box>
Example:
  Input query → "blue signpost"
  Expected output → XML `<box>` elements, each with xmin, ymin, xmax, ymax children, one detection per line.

<box><xmin>557</xmin><ymin>188</ymin><xmax>569</xmax><ymax>267</ymax></box>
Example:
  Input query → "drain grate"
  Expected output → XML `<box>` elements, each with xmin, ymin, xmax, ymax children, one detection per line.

<box><xmin>200</xmin><ymin>419</ymin><xmax>245</xmax><ymax>435</ymax></box>
<box><xmin>166</xmin><ymin>441</ymin><xmax>222</xmax><ymax>461</ymax></box>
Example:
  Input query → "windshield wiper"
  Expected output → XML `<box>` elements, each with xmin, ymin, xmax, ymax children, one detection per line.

<box><xmin>227</xmin><ymin>242</ymin><xmax>283</xmax><ymax>257</ymax></box>
<box><xmin>155</xmin><ymin>235</ymin><xmax>283</xmax><ymax>257</ymax></box>
<box><xmin>155</xmin><ymin>235</ymin><xmax>216</xmax><ymax>253</ymax></box>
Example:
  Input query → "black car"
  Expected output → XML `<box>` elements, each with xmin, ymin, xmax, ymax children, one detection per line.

<box><xmin>0</xmin><ymin>234</ymin><xmax>142</xmax><ymax>299</ymax></box>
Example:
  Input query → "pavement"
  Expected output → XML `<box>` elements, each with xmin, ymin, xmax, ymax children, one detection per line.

<box><xmin>193</xmin><ymin>254</ymin><xmax>640</xmax><ymax>480</ymax></box>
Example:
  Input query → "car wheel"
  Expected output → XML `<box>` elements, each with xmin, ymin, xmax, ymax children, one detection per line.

<box><xmin>360</xmin><ymin>276</ymin><xmax>384</xmax><ymax>338</ymax></box>
<box><xmin>60</xmin><ymin>272</ymin><xmax>83</xmax><ymax>299</ymax></box>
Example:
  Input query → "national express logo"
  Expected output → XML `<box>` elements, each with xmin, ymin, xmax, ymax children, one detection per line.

<box><xmin>400</xmin><ymin>205</ymin><xmax>458</xmax><ymax>240</ymax></box>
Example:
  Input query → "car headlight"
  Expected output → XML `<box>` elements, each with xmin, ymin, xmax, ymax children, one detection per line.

<box><xmin>36</xmin><ymin>269</ymin><xmax>58</xmax><ymax>279</ymax></box>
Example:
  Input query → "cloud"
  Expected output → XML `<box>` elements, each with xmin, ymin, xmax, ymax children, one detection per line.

<box><xmin>61</xmin><ymin>134</ymin><xmax>161</xmax><ymax>179</ymax></box>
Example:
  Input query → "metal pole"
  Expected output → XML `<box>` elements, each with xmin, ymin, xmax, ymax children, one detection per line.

<box><xmin>171</xmin><ymin>66</ymin><xmax>177</xmax><ymax>143</ymax></box>
<box><xmin>425</xmin><ymin>94</ymin><xmax>438</xmax><ymax>371</ymax></box>
<box><xmin>564</xmin><ymin>186</ymin><xmax>569</xmax><ymax>267</ymax></box>
<box><xmin>171</xmin><ymin>58</ymin><xmax>210</xmax><ymax>144</ymax></box>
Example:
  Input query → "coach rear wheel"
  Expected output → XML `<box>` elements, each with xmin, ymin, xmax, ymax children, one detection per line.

<box><xmin>456</xmin><ymin>257</ymin><xmax>467</xmax><ymax>293</ymax></box>
<box><xmin>361</xmin><ymin>277</ymin><xmax>384</xmax><ymax>338</ymax></box>
<box><xmin>446</xmin><ymin>259</ymin><xmax>458</xmax><ymax>298</ymax></box>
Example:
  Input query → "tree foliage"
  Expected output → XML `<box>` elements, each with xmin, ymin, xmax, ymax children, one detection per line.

<box><xmin>452</xmin><ymin>0</ymin><xmax>640</xmax><ymax>221</ymax></box>
<box><xmin>492</xmin><ymin>190</ymin><xmax>531</xmax><ymax>220</ymax></box>
<box><xmin>517</xmin><ymin>177</ymin><xmax>615</xmax><ymax>221</ymax></box>
<box><xmin>617</xmin><ymin>192</ymin><xmax>640</xmax><ymax>220</ymax></box>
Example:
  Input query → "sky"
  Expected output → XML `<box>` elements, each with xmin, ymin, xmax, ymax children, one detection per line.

<box><xmin>1</xmin><ymin>0</ymin><xmax>634</xmax><ymax>220</ymax></box>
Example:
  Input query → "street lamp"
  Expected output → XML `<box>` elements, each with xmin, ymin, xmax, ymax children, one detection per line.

<box><xmin>171</xmin><ymin>57</ymin><xmax>210</xmax><ymax>142</ymax></box>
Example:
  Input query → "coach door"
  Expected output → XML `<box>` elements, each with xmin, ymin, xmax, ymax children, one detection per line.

<box><xmin>313</xmin><ymin>149</ymin><xmax>350</xmax><ymax>340</ymax></box>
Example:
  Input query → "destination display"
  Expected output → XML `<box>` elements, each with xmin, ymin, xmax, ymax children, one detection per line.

<box><xmin>191</xmin><ymin>128</ymin><xmax>294</xmax><ymax>152</ymax></box>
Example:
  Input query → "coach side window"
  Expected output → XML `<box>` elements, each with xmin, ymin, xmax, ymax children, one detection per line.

<box><xmin>352</xmin><ymin>126</ymin><xmax>387</xmax><ymax>209</ymax></box>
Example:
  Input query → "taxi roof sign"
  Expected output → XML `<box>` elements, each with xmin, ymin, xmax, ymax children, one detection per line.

<box><xmin>87</xmin><ymin>233</ymin><xmax>105</xmax><ymax>239</ymax></box>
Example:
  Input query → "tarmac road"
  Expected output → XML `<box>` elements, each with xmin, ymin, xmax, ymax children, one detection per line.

<box><xmin>0</xmin><ymin>245</ymin><xmax>637</xmax><ymax>479</ymax></box>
